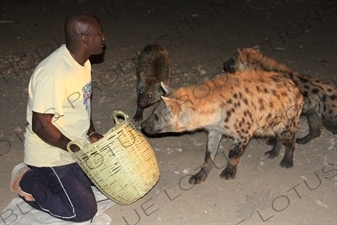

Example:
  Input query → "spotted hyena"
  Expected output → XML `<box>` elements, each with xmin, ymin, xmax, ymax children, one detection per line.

<box><xmin>134</xmin><ymin>44</ymin><xmax>172</xmax><ymax>122</ymax></box>
<box><xmin>223</xmin><ymin>46</ymin><xmax>337</xmax><ymax>144</ymax></box>
<box><xmin>141</xmin><ymin>70</ymin><xmax>303</xmax><ymax>184</ymax></box>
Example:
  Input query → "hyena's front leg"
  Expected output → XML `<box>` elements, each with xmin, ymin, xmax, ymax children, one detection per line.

<box><xmin>133</xmin><ymin>107</ymin><xmax>144</xmax><ymax>122</ymax></box>
<box><xmin>220</xmin><ymin>141</ymin><xmax>248</xmax><ymax>180</ymax></box>
<box><xmin>278</xmin><ymin>116</ymin><xmax>299</xmax><ymax>168</ymax></box>
<box><xmin>264</xmin><ymin>136</ymin><xmax>283</xmax><ymax>158</ymax></box>
<box><xmin>279</xmin><ymin>142</ymin><xmax>295</xmax><ymax>168</ymax></box>
<box><xmin>189</xmin><ymin>130</ymin><xmax>222</xmax><ymax>184</ymax></box>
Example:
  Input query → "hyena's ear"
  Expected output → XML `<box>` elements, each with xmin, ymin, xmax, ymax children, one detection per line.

<box><xmin>250</xmin><ymin>45</ymin><xmax>264</xmax><ymax>63</ymax></box>
<box><xmin>161</xmin><ymin>96</ymin><xmax>182</xmax><ymax>116</ymax></box>
<box><xmin>161</xmin><ymin>81</ymin><xmax>174</xmax><ymax>95</ymax></box>
<box><xmin>154</xmin><ymin>83</ymin><xmax>164</xmax><ymax>95</ymax></box>
<box><xmin>161</xmin><ymin>96</ymin><xmax>172</xmax><ymax>105</ymax></box>
<box><xmin>161</xmin><ymin>96</ymin><xmax>173</xmax><ymax>115</ymax></box>
<box><xmin>140</xmin><ymin>72</ymin><xmax>146</xmax><ymax>82</ymax></box>
<box><xmin>237</xmin><ymin>48</ymin><xmax>247</xmax><ymax>62</ymax></box>
<box><xmin>252</xmin><ymin>45</ymin><xmax>260</xmax><ymax>53</ymax></box>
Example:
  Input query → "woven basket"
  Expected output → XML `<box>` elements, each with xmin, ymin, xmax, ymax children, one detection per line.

<box><xmin>67</xmin><ymin>111</ymin><xmax>160</xmax><ymax>205</ymax></box>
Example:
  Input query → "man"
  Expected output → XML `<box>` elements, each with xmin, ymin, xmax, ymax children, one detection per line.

<box><xmin>10</xmin><ymin>12</ymin><xmax>105</xmax><ymax>222</ymax></box>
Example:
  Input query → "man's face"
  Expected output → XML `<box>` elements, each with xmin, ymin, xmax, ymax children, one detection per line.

<box><xmin>86</xmin><ymin>18</ymin><xmax>105</xmax><ymax>55</ymax></box>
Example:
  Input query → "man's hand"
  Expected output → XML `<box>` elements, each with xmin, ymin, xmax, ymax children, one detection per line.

<box><xmin>69</xmin><ymin>143</ymin><xmax>81</xmax><ymax>153</ymax></box>
<box><xmin>88</xmin><ymin>132</ymin><xmax>103</xmax><ymax>143</ymax></box>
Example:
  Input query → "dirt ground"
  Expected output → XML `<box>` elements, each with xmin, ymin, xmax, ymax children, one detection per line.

<box><xmin>0</xmin><ymin>0</ymin><xmax>336</xmax><ymax>224</ymax></box>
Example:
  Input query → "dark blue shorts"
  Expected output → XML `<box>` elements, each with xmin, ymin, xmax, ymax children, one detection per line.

<box><xmin>19</xmin><ymin>162</ymin><xmax>97</xmax><ymax>222</ymax></box>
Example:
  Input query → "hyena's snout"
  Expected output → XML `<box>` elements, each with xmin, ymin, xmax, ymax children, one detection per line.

<box><xmin>223</xmin><ymin>57</ymin><xmax>236</xmax><ymax>73</ymax></box>
<box><xmin>141</xmin><ymin>121</ymin><xmax>151</xmax><ymax>133</ymax></box>
<box><xmin>137</xmin><ymin>97</ymin><xmax>149</xmax><ymax>108</ymax></box>
<box><xmin>141</xmin><ymin>113</ymin><xmax>169</xmax><ymax>134</ymax></box>
<box><xmin>141</xmin><ymin>118</ymin><xmax>156</xmax><ymax>134</ymax></box>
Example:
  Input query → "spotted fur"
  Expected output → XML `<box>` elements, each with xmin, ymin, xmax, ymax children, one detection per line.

<box><xmin>141</xmin><ymin>71</ymin><xmax>303</xmax><ymax>184</ymax></box>
<box><xmin>134</xmin><ymin>44</ymin><xmax>172</xmax><ymax>121</ymax></box>
<box><xmin>223</xmin><ymin>46</ymin><xmax>337</xmax><ymax>144</ymax></box>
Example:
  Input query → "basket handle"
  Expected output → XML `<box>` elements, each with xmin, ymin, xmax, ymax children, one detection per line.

<box><xmin>67</xmin><ymin>140</ymin><xmax>83</xmax><ymax>153</ymax></box>
<box><xmin>112</xmin><ymin>110</ymin><xmax>130</xmax><ymax>125</ymax></box>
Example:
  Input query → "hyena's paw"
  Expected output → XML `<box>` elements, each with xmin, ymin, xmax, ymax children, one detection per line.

<box><xmin>296</xmin><ymin>129</ymin><xmax>321</xmax><ymax>145</ymax></box>
<box><xmin>296</xmin><ymin>137</ymin><xmax>310</xmax><ymax>145</ymax></box>
<box><xmin>266</xmin><ymin>138</ymin><xmax>276</xmax><ymax>146</ymax></box>
<box><xmin>264</xmin><ymin>149</ymin><xmax>279</xmax><ymax>159</ymax></box>
<box><xmin>188</xmin><ymin>173</ymin><xmax>207</xmax><ymax>184</ymax></box>
<box><xmin>133</xmin><ymin>113</ymin><xmax>143</xmax><ymax>122</ymax></box>
<box><xmin>279</xmin><ymin>157</ymin><xmax>293</xmax><ymax>168</ymax></box>
<box><xmin>220</xmin><ymin>166</ymin><xmax>237</xmax><ymax>180</ymax></box>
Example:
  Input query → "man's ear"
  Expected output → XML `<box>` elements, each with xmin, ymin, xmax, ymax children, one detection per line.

<box><xmin>81</xmin><ymin>34</ymin><xmax>89</xmax><ymax>46</ymax></box>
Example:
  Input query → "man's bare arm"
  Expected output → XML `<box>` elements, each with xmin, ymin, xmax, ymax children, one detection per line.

<box><xmin>32</xmin><ymin>111</ymin><xmax>73</xmax><ymax>151</ymax></box>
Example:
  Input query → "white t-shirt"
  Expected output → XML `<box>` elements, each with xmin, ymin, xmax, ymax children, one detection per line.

<box><xmin>24</xmin><ymin>44</ymin><xmax>92</xmax><ymax>167</ymax></box>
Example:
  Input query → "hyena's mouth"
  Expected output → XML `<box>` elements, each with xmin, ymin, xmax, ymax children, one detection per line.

<box><xmin>138</xmin><ymin>100</ymin><xmax>153</xmax><ymax>108</ymax></box>
<box><xmin>141</xmin><ymin>121</ymin><xmax>155</xmax><ymax>134</ymax></box>
<box><xmin>137</xmin><ymin>95</ymin><xmax>157</xmax><ymax>108</ymax></box>
<box><xmin>141</xmin><ymin>125</ymin><xmax>159</xmax><ymax>135</ymax></box>
<box><xmin>138</xmin><ymin>103</ymin><xmax>148</xmax><ymax>108</ymax></box>
<box><xmin>141</xmin><ymin>120</ymin><xmax>167</xmax><ymax>135</ymax></box>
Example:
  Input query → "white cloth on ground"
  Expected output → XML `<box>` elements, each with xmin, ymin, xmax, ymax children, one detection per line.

<box><xmin>0</xmin><ymin>187</ymin><xmax>115</xmax><ymax>225</ymax></box>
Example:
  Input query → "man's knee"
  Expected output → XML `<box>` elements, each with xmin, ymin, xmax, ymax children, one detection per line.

<box><xmin>73</xmin><ymin>202</ymin><xmax>97</xmax><ymax>222</ymax></box>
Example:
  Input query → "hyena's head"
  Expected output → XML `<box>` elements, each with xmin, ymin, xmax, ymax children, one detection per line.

<box><xmin>141</xmin><ymin>82</ymin><xmax>189</xmax><ymax>134</ymax></box>
<box><xmin>223</xmin><ymin>46</ymin><xmax>289</xmax><ymax>74</ymax></box>
<box><xmin>137</xmin><ymin>72</ymin><xmax>165</xmax><ymax>108</ymax></box>
<box><xmin>223</xmin><ymin>46</ymin><xmax>264</xmax><ymax>74</ymax></box>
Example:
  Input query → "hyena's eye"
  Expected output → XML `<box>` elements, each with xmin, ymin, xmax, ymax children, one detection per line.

<box><xmin>154</xmin><ymin>114</ymin><xmax>159</xmax><ymax>121</ymax></box>
<box><xmin>148</xmin><ymin>94</ymin><xmax>152</xmax><ymax>98</ymax></box>
<box><xmin>139</xmin><ymin>91</ymin><xmax>143</xmax><ymax>95</ymax></box>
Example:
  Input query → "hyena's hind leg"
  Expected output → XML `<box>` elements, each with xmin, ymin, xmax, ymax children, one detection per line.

<box><xmin>220</xmin><ymin>138</ymin><xmax>250</xmax><ymax>180</ymax></box>
<box><xmin>323</xmin><ymin>120</ymin><xmax>337</xmax><ymax>134</ymax></box>
<box><xmin>277</xmin><ymin>124</ymin><xmax>299</xmax><ymax>168</ymax></box>
<box><xmin>296</xmin><ymin>111</ymin><xmax>321</xmax><ymax>144</ymax></box>
<box><xmin>189</xmin><ymin>130</ymin><xmax>222</xmax><ymax>184</ymax></box>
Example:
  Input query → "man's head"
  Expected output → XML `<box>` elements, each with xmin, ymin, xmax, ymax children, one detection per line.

<box><xmin>64</xmin><ymin>12</ymin><xmax>105</xmax><ymax>56</ymax></box>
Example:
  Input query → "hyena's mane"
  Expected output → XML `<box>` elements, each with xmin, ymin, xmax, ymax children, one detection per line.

<box><xmin>169</xmin><ymin>74</ymin><xmax>237</xmax><ymax>105</ymax></box>
<box><xmin>166</xmin><ymin>71</ymin><xmax>299</xmax><ymax>119</ymax></box>
<box><xmin>235</xmin><ymin>47</ymin><xmax>337</xmax><ymax>97</ymax></box>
